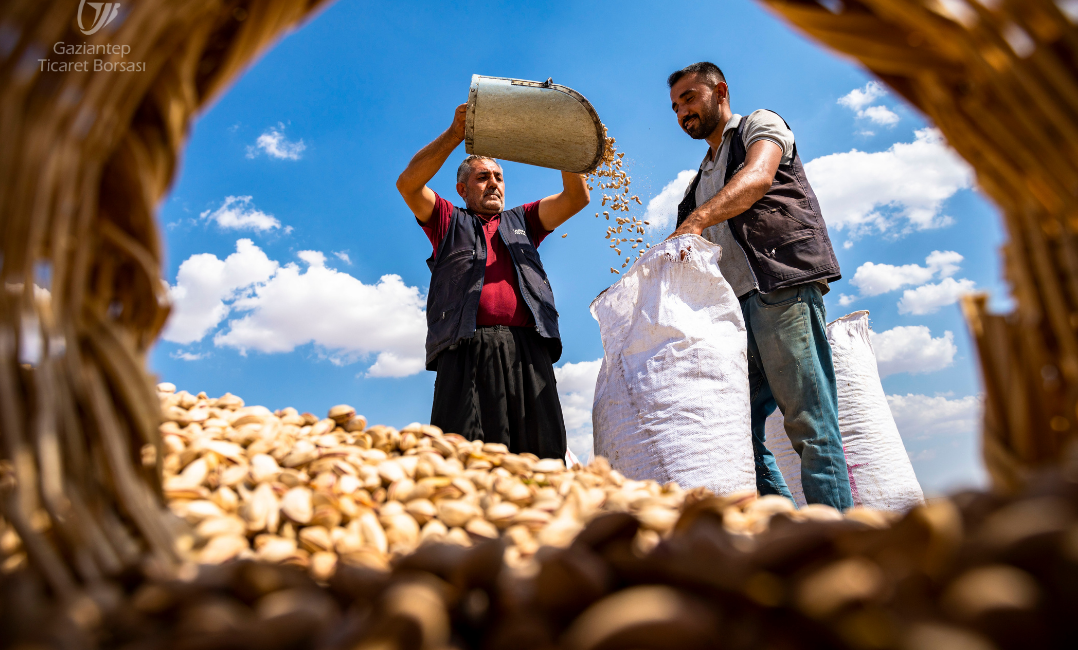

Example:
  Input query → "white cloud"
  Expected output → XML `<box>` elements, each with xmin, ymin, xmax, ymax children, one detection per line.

<box><xmin>839</xmin><ymin>82</ymin><xmax>899</xmax><ymax>129</ymax></box>
<box><xmin>247</xmin><ymin>123</ymin><xmax>306</xmax><ymax>160</ymax></box>
<box><xmin>898</xmin><ymin>277</ymin><xmax>977</xmax><ymax>315</ymax></box>
<box><xmin>887</xmin><ymin>393</ymin><xmax>981</xmax><ymax>439</ymax></box>
<box><xmin>852</xmin><ymin>262</ymin><xmax>934</xmax><ymax>297</ymax></box>
<box><xmin>555</xmin><ymin>359</ymin><xmax>602</xmax><ymax>463</ymax></box>
<box><xmin>171</xmin><ymin>350</ymin><xmax>208</xmax><ymax>361</ymax></box>
<box><xmin>334</xmin><ymin>251</ymin><xmax>352</xmax><ymax>265</ymax></box>
<box><xmin>644</xmin><ymin>170</ymin><xmax>697</xmax><ymax>232</ymax></box>
<box><xmin>297</xmin><ymin>250</ymin><xmax>325</xmax><ymax>267</ymax></box>
<box><xmin>212</xmin><ymin>246</ymin><xmax>427</xmax><ymax>377</ymax></box>
<box><xmin>871</xmin><ymin>326</ymin><xmax>956</xmax><ymax>376</ymax></box>
<box><xmin>861</xmin><ymin>105</ymin><xmax>900</xmax><ymax>126</ymax></box>
<box><xmin>844</xmin><ymin>251</ymin><xmax>973</xmax><ymax>312</ymax></box>
<box><xmin>166</xmin><ymin>240</ymin><xmax>427</xmax><ymax>377</ymax></box>
<box><xmin>366</xmin><ymin>352</ymin><xmax>423</xmax><ymax>378</ymax></box>
<box><xmin>838</xmin><ymin>81</ymin><xmax>886</xmax><ymax>111</ymax></box>
<box><xmin>924</xmin><ymin>250</ymin><xmax>963</xmax><ymax>277</ymax></box>
<box><xmin>201</xmin><ymin>196</ymin><xmax>282</xmax><ymax>232</ymax></box>
<box><xmin>850</xmin><ymin>250</ymin><xmax>963</xmax><ymax>297</ymax></box>
<box><xmin>163</xmin><ymin>239</ymin><xmax>279</xmax><ymax>344</ymax></box>
<box><xmin>804</xmin><ymin>128</ymin><xmax>972</xmax><ymax>237</ymax></box>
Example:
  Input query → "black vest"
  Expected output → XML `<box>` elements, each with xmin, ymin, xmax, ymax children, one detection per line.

<box><xmin>424</xmin><ymin>204</ymin><xmax>561</xmax><ymax>370</ymax></box>
<box><xmin>676</xmin><ymin>113</ymin><xmax>841</xmax><ymax>294</ymax></box>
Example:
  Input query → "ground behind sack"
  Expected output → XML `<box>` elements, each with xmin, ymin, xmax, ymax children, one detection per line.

<box><xmin>590</xmin><ymin>235</ymin><xmax>756</xmax><ymax>496</ymax></box>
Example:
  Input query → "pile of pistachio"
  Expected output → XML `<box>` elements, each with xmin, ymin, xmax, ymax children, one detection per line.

<box><xmin>154</xmin><ymin>384</ymin><xmax>891</xmax><ymax>580</ymax></box>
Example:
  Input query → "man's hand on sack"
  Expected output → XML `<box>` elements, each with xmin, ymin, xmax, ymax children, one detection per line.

<box><xmin>666</xmin><ymin>215</ymin><xmax>705</xmax><ymax>240</ymax></box>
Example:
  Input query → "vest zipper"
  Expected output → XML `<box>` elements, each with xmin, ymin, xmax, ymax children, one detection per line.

<box><xmin>446</xmin><ymin>250</ymin><xmax>475</xmax><ymax>323</ymax></box>
<box><xmin>497</xmin><ymin>225</ymin><xmax>541</xmax><ymax>333</ymax></box>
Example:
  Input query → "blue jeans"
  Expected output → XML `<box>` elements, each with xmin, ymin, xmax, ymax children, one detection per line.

<box><xmin>740</xmin><ymin>284</ymin><xmax>853</xmax><ymax>510</ymax></box>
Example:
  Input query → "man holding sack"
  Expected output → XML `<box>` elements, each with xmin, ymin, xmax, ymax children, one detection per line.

<box><xmin>666</xmin><ymin>62</ymin><xmax>852</xmax><ymax>509</ymax></box>
<box><xmin>396</xmin><ymin>104</ymin><xmax>590</xmax><ymax>459</ymax></box>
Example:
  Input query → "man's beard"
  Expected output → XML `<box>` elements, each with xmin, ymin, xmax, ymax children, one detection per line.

<box><xmin>682</xmin><ymin>106</ymin><xmax>722</xmax><ymax>140</ymax></box>
<box><xmin>473</xmin><ymin>190</ymin><xmax>503</xmax><ymax>213</ymax></box>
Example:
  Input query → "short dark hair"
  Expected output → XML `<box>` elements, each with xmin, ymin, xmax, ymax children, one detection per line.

<box><xmin>456</xmin><ymin>155</ymin><xmax>500</xmax><ymax>184</ymax></box>
<box><xmin>667</xmin><ymin>62</ymin><xmax>727</xmax><ymax>89</ymax></box>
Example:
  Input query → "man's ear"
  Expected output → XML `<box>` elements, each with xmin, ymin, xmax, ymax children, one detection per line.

<box><xmin>715</xmin><ymin>81</ymin><xmax>728</xmax><ymax>104</ymax></box>
<box><xmin>456</xmin><ymin>182</ymin><xmax>467</xmax><ymax>201</ymax></box>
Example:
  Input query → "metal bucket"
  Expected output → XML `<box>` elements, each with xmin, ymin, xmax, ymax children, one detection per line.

<box><xmin>465</xmin><ymin>75</ymin><xmax>606</xmax><ymax>174</ymax></box>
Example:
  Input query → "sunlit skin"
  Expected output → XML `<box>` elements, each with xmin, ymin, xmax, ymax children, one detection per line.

<box><xmin>667</xmin><ymin>73</ymin><xmax>783</xmax><ymax>239</ymax></box>
<box><xmin>456</xmin><ymin>159</ymin><xmax>505</xmax><ymax>216</ymax></box>
<box><xmin>397</xmin><ymin>104</ymin><xmax>589</xmax><ymax>230</ymax></box>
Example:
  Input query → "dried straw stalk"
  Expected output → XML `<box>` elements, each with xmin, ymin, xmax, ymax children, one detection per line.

<box><xmin>758</xmin><ymin>0</ymin><xmax>1078</xmax><ymax>491</ymax></box>
<box><xmin>0</xmin><ymin>0</ymin><xmax>329</xmax><ymax>603</ymax></box>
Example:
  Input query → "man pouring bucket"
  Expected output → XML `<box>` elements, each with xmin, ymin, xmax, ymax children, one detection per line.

<box><xmin>396</xmin><ymin>103</ymin><xmax>590</xmax><ymax>460</ymax></box>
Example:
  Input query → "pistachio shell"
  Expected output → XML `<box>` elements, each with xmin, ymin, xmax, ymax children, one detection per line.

<box><xmin>310</xmin><ymin>551</ymin><xmax>338</xmax><ymax>581</ymax></box>
<box><xmin>512</xmin><ymin>508</ymin><xmax>552</xmax><ymax>532</ymax></box>
<box><xmin>377</xmin><ymin>460</ymin><xmax>406</xmax><ymax>485</ymax></box>
<box><xmin>465</xmin><ymin>518</ymin><xmax>499</xmax><ymax>539</ymax></box>
<box><xmin>280</xmin><ymin>487</ymin><xmax>313</xmax><ymax>524</ymax></box>
<box><xmin>383</xmin><ymin>513</ymin><xmax>420</xmax><ymax>550</ymax></box>
<box><xmin>444</xmin><ymin>527</ymin><xmax>473</xmax><ymax>547</ymax></box>
<box><xmin>195</xmin><ymin>516</ymin><xmax>246</xmax><ymax>541</ymax></box>
<box><xmin>406</xmin><ymin>499</ymin><xmax>438</xmax><ymax>525</ymax></box>
<box><xmin>438</xmin><ymin>500</ymin><xmax>480</xmax><ymax>528</ymax></box>
<box><xmin>486</xmin><ymin>502</ymin><xmax>521</xmax><ymax>528</ymax></box>
<box><xmin>359</xmin><ymin>511</ymin><xmax>388</xmax><ymax>554</ymax></box>
<box><xmin>298</xmin><ymin>526</ymin><xmax>333</xmax><ymax>553</ymax></box>
<box><xmin>420</xmin><ymin>519</ymin><xmax>449</xmax><ymax>544</ymax></box>
<box><xmin>328</xmin><ymin>404</ymin><xmax>356</xmax><ymax>424</ymax></box>
<box><xmin>255</xmin><ymin>535</ymin><xmax>298</xmax><ymax>563</ymax></box>
<box><xmin>199</xmin><ymin>534</ymin><xmax>249</xmax><ymax>564</ymax></box>
<box><xmin>636</xmin><ymin>506</ymin><xmax>679</xmax><ymax>534</ymax></box>
<box><xmin>343</xmin><ymin>415</ymin><xmax>368</xmax><ymax>433</ymax></box>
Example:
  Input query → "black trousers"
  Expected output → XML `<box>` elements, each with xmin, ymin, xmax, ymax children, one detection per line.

<box><xmin>430</xmin><ymin>326</ymin><xmax>567</xmax><ymax>459</ymax></box>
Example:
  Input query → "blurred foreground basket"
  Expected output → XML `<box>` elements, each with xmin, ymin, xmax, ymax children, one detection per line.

<box><xmin>759</xmin><ymin>0</ymin><xmax>1078</xmax><ymax>491</ymax></box>
<box><xmin>0</xmin><ymin>0</ymin><xmax>328</xmax><ymax>604</ymax></box>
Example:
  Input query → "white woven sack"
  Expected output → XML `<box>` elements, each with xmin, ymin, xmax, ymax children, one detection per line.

<box><xmin>765</xmin><ymin>311</ymin><xmax>924</xmax><ymax>512</ymax></box>
<box><xmin>590</xmin><ymin>235</ymin><xmax>755</xmax><ymax>496</ymax></box>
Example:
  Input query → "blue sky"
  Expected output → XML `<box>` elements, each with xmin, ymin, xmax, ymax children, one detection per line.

<box><xmin>152</xmin><ymin>0</ymin><xmax>1006</xmax><ymax>495</ymax></box>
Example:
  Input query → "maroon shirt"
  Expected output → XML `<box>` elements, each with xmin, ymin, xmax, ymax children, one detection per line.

<box><xmin>422</xmin><ymin>193</ymin><xmax>550</xmax><ymax>327</ymax></box>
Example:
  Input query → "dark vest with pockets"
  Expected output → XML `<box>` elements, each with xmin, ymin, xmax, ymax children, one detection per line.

<box><xmin>676</xmin><ymin>112</ymin><xmax>841</xmax><ymax>294</ymax></box>
<box><xmin>425</xmin><ymin>204</ymin><xmax>561</xmax><ymax>370</ymax></box>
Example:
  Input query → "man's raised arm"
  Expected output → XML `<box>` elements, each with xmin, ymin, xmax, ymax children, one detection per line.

<box><xmin>396</xmin><ymin>104</ymin><xmax>467</xmax><ymax>223</ymax></box>
<box><xmin>537</xmin><ymin>172</ymin><xmax>590</xmax><ymax>231</ymax></box>
<box><xmin>669</xmin><ymin>139</ymin><xmax>782</xmax><ymax>238</ymax></box>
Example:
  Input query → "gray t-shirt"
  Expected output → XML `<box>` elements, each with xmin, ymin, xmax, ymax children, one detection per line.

<box><xmin>691</xmin><ymin>110</ymin><xmax>795</xmax><ymax>298</ymax></box>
